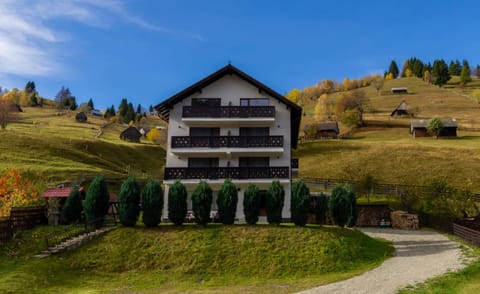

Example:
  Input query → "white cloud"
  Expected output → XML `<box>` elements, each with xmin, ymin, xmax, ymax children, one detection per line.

<box><xmin>0</xmin><ymin>0</ymin><xmax>201</xmax><ymax>80</ymax></box>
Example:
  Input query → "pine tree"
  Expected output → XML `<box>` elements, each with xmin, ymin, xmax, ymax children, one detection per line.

<box><xmin>460</xmin><ymin>61</ymin><xmax>472</xmax><ymax>85</ymax></box>
<box><xmin>61</xmin><ymin>186</ymin><xmax>83</xmax><ymax>224</ymax></box>
<box><xmin>432</xmin><ymin>59</ymin><xmax>451</xmax><ymax>87</ymax></box>
<box><xmin>217</xmin><ymin>179</ymin><xmax>238</xmax><ymax>224</ymax></box>
<box><xmin>168</xmin><ymin>181</ymin><xmax>187</xmax><ymax>225</ymax></box>
<box><xmin>266</xmin><ymin>180</ymin><xmax>285</xmax><ymax>224</ymax></box>
<box><xmin>87</xmin><ymin>98</ymin><xmax>94</xmax><ymax>110</ymax></box>
<box><xmin>118</xmin><ymin>177</ymin><xmax>141</xmax><ymax>226</ymax></box>
<box><xmin>388</xmin><ymin>60</ymin><xmax>399</xmax><ymax>78</ymax></box>
<box><xmin>291</xmin><ymin>180</ymin><xmax>310</xmax><ymax>226</ymax></box>
<box><xmin>83</xmin><ymin>175</ymin><xmax>110</xmax><ymax>227</ymax></box>
<box><xmin>191</xmin><ymin>181</ymin><xmax>212</xmax><ymax>225</ymax></box>
<box><xmin>142</xmin><ymin>179</ymin><xmax>163</xmax><ymax>227</ymax></box>
<box><xmin>124</xmin><ymin>103</ymin><xmax>135</xmax><ymax>124</ymax></box>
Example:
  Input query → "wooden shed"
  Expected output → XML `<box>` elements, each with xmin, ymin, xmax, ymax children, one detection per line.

<box><xmin>304</xmin><ymin>121</ymin><xmax>339</xmax><ymax>139</ymax></box>
<box><xmin>390</xmin><ymin>100</ymin><xmax>409</xmax><ymax>117</ymax></box>
<box><xmin>41</xmin><ymin>187</ymin><xmax>85</xmax><ymax>225</ymax></box>
<box><xmin>391</xmin><ymin>87</ymin><xmax>408</xmax><ymax>94</ymax></box>
<box><xmin>410</xmin><ymin>118</ymin><xmax>457</xmax><ymax>138</ymax></box>
<box><xmin>120</xmin><ymin>126</ymin><xmax>142</xmax><ymax>142</ymax></box>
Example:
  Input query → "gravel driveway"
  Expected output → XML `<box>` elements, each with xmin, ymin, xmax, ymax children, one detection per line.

<box><xmin>298</xmin><ymin>228</ymin><xmax>467</xmax><ymax>294</ymax></box>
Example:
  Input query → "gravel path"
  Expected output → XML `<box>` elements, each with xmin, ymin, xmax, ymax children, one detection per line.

<box><xmin>298</xmin><ymin>228</ymin><xmax>467</xmax><ymax>294</ymax></box>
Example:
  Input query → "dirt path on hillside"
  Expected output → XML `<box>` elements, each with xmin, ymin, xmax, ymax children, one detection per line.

<box><xmin>298</xmin><ymin>228</ymin><xmax>468</xmax><ymax>294</ymax></box>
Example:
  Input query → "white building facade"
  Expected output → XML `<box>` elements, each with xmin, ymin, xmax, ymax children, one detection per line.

<box><xmin>155</xmin><ymin>65</ymin><xmax>301</xmax><ymax>221</ymax></box>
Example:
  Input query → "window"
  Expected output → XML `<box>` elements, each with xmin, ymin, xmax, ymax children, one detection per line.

<box><xmin>188</xmin><ymin>158</ymin><xmax>219</xmax><ymax>168</ymax></box>
<box><xmin>239</xmin><ymin>127</ymin><xmax>269</xmax><ymax>136</ymax></box>
<box><xmin>191</xmin><ymin>98</ymin><xmax>221</xmax><ymax>107</ymax></box>
<box><xmin>240</xmin><ymin>98</ymin><xmax>269</xmax><ymax>106</ymax></box>
<box><xmin>189</xmin><ymin>128</ymin><xmax>220</xmax><ymax>137</ymax></box>
<box><xmin>239</xmin><ymin>157</ymin><xmax>269</xmax><ymax>167</ymax></box>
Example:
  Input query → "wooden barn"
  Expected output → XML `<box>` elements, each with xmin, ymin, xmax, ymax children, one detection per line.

<box><xmin>390</xmin><ymin>100</ymin><xmax>409</xmax><ymax>117</ymax></box>
<box><xmin>120</xmin><ymin>126</ymin><xmax>142</xmax><ymax>142</ymax></box>
<box><xmin>75</xmin><ymin>112</ymin><xmax>87</xmax><ymax>122</ymax></box>
<box><xmin>410</xmin><ymin>118</ymin><xmax>457</xmax><ymax>138</ymax></box>
<box><xmin>391</xmin><ymin>87</ymin><xmax>408</xmax><ymax>94</ymax></box>
<box><xmin>304</xmin><ymin>121</ymin><xmax>339</xmax><ymax>139</ymax></box>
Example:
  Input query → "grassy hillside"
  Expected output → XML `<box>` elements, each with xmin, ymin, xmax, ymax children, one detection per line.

<box><xmin>296</xmin><ymin>77</ymin><xmax>480</xmax><ymax>191</ymax></box>
<box><xmin>0</xmin><ymin>225</ymin><xmax>393</xmax><ymax>293</ymax></box>
<box><xmin>0</xmin><ymin>107</ymin><xmax>166</xmax><ymax>188</ymax></box>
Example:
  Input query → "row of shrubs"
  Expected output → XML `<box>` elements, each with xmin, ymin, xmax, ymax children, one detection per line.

<box><xmin>61</xmin><ymin>175</ymin><xmax>358</xmax><ymax>228</ymax></box>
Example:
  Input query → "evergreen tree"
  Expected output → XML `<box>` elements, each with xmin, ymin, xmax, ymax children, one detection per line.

<box><xmin>24</xmin><ymin>81</ymin><xmax>36</xmax><ymax>94</ymax></box>
<box><xmin>168</xmin><ymin>180</ymin><xmax>188</xmax><ymax>225</ymax></box>
<box><xmin>142</xmin><ymin>179</ymin><xmax>163</xmax><ymax>227</ymax></box>
<box><xmin>83</xmin><ymin>175</ymin><xmax>110</xmax><ymax>227</ymax></box>
<box><xmin>217</xmin><ymin>179</ymin><xmax>238</xmax><ymax>225</ymax></box>
<box><xmin>124</xmin><ymin>103</ymin><xmax>135</xmax><ymax>124</ymax></box>
<box><xmin>388</xmin><ymin>60</ymin><xmax>399</xmax><ymax>78</ymax></box>
<box><xmin>191</xmin><ymin>181</ymin><xmax>213</xmax><ymax>225</ymax></box>
<box><xmin>243</xmin><ymin>184</ymin><xmax>261</xmax><ymax>225</ymax></box>
<box><xmin>118</xmin><ymin>177</ymin><xmax>141</xmax><ymax>226</ymax></box>
<box><xmin>136</xmin><ymin>104</ymin><xmax>142</xmax><ymax>114</ymax></box>
<box><xmin>118</xmin><ymin>98</ymin><xmax>128</xmax><ymax>121</ymax></box>
<box><xmin>315</xmin><ymin>193</ymin><xmax>329</xmax><ymax>224</ymax></box>
<box><xmin>460</xmin><ymin>65</ymin><xmax>472</xmax><ymax>85</ymax></box>
<box><xmin>449</xmin><ymin>60</ymin><xmax>462</xmax><ymax>76</ymax></box>
<box><xmin>291</xmin><ymin>180</ymin><xmax>310</xmax><ymax>226</ymax></box>
<box><xmin>61</xmin><ymin>186</ymin><xmax>83</xmax><ymax>224</ymax></box>
<box><xmin>87</xmin><ymin>98</ymin><xmax>94</xmax><ymax>110</ymax></box>
<box><xmin>266</xmin><ymin>180</ymin><xmax>285</xmax><ymax>224</ymax></box>
<box><xmin>431</xmin><ymin>59</ymin><xmax>451</xmax><ymax>87</ymax></box>
<box><xmin>329</xmin><ymin>185</ymin><xmax>357</xmax><ymax>227</ymax></box>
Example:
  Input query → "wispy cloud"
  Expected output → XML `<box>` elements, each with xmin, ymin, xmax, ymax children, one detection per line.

<box><xmin>0</xmin><ymin>0</ymin><xmax>201</xmax><ymax>81</ymax></box>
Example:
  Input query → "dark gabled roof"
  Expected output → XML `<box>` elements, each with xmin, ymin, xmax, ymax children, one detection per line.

<box><xmin>154</xmin><ymin>64</ymin><xmax>303</xmax><ymax>148</ymax></box>
<box><xmin>120</xmin><ymin>126</ymin><xmax>142</xmax><ymax>140</ymax></box>
<box><xmin>390</xmin><ymin>100</ymin><xmax>409</xmax><ymax>116</ymax></box>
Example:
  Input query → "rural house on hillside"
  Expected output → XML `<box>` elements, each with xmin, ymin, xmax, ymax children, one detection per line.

<box><xmin>155</xmin><ymin>64</ymin><xmax>302</xmax><ymax>221</ymax></box>
<box><xmin>390</xmin><ymin>100</ymin><xmax>410</xmax><ymax>117</ymax></box>
<box><xmin>120</xmin><ymin>126</ymin><xmax>142</xmax><ymax>142</ymax></box>
<box><xmin>410</xmin><ymin>118</ymin><xmax>457</xmax><ymax>138</ymax></box>
<box><xmin>75</xmin><ymin>112</ymin><xmax>87</xmax><ymax>122</ymax></box>
<box><xmin>303</xmin><ymin>121</ymin><xmax>339</xmax><ymax>139</ymax></box>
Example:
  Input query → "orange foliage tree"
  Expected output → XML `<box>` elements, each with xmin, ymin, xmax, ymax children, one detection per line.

<box><xmin>0</xmin><ymin>169</ymin><xmax>46</xmax><ymax>217</ymax></box>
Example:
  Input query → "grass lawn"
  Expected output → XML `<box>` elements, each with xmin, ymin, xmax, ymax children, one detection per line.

<box><xmin>0</xmin><ymin>224</ymin><xmax>393</xmax><ymax>293</ymax></box>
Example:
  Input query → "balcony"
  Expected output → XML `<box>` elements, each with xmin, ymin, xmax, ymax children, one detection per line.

<box><xmin>182</xmin><ymin>106</ymin><xmax>275</xmax><ymax>126</ymax></box>
<box><xmin>164</xmin><ymin>166</ymin><xmax>289</xmax><ymax>180</ymax></box>
<box><xmin>171</xmin><ymin>136</ymin><xmax>283</xmax><ymax>148</ymax></box>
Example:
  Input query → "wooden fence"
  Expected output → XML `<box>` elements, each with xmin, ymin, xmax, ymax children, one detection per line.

<box><xmin>301</xmin><ymin>177</ymin><xmax>480</xmax><ymax>202</ymax></box>
<box><xmin>453</xmin><ymin>223</ymin><xmax>480</xmax><ymax>246</ymax></box>
<box><xmin>0</xmin><ymin>206</ymin><xmax>47</xmax><ymax>244</ymax></box>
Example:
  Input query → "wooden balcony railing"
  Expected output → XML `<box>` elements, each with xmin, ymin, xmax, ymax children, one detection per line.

<box><xmin>182</xmin><ymin>106</ymin><xmax>275</xmax><ymax>118</ymax></box>
<box><xmin>171</xmin><ymin>136</ymin><xmax>283</xmax><ymax>148</ymax></box>
<box><xmin>164</xmin><ymin>166</ymin><xmax>289</xmax><ymax>180</ymax></box>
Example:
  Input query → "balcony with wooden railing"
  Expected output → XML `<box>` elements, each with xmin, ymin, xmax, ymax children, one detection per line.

<box><xmin>164</xmin><ymin>166</ymin><xmax>289</xmax><ymax>180</ymax></box>
<box><xmin>171</xmin><ymin>136</ymin><xmax>283</xmax><ymax>148</ymax></box>
<box><xmin>182</xmin><ymin>106</ymin><xmax>275</xmax><ymax>118</ymax></box>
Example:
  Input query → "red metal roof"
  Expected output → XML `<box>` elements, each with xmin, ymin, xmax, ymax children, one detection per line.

<box><xmin>41</xmin><ymin>187</ymin><xmax>73</xmax><ymax>198</ymax></box>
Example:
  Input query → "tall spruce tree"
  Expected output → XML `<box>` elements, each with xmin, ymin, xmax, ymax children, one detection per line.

<box><xmin>118</xmin><ymin>177</ymin><xmax>141</xmax><ymax>226</ymax></box>
<box><xmin>83</xmin><ymin>175</ymin><xmax>110</xmax><ymax>227</ymax></box>
<box><xmin>388</xmin><ymin>60</ymin><xmax>399</xmax><ymax>78</ymax></box>
<box><xmin>142</xmin><ymin>179</ymin><xmax>163</xmax><ymax>227</ymax></box>
<box><xmin>432</xmin><ymin>59</ymin><xmax>451</xmax><ymax>87</ymax></box>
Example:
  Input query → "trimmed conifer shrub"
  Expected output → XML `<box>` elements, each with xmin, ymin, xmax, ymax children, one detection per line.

<box><xmin>217</xmin><ymin>179</ymin><xmax>238</xmax><ymax>225</ymax></box>
<box><xmin>191</xmin><ymin>181</ymin><xmax>213</xmax><ymax>225</ymax></box>
<box><xmin>243</xmin><ymin>184</ymin><xmax>261</xmax><ymax>225</ymax></box>
<box><xmin>168</xmin><ymin>180</ymin><xmax>188</xmax><ymax>225</ymax></box>
<box><xmin>315</xmin><ymin>192</ymin><xmax>329</xmax><ymax>224</ymax></box>
<box><xmin>142</xmin><ymin>179</ymin><xmax>163</xmax><ymax>227</ymax></box>
<box><xmin>266</xmin><ymin>180</ymin><xmax>285</xmax><ymax>224</ymax></box>
<box><xmin>83</xmin><ymin>174</ymin><xmax>110</xmax><ymax>227</ymax></box>
<box><xmin>329</xmin><ymin>184</ymin><xmax>357</xmax><ymax>227</ymax></box>
<box><xmin>118</xmin><ymin>176</ymin><xmax>141</xmax><ymax>226</ymax></box>
<box><xmin>61</xmin><ymin>186</ymin><xmax>83</xmax><ymax>224</ymax></box>
<box><xmin>291</xmin><ymin>180</ymin><xmax>310</xmax><ymax>226</ymax></box>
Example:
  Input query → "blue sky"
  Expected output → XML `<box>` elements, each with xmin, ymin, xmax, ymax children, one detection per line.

<box><xmin>0</xmin><ymin>0</ymin><xmax>478</xmax><ymax>109</ymax></box>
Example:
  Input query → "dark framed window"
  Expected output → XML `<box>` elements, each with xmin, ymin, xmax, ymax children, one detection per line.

<box><xmin>189</xmin><ymin>127</ymin><xmax>220</xmax><ymax>136</ymax></box>
<box><xmin>240</xmin><ymin>98</ymin><xmax>269</xmax><ymax>106</ymax></box>
<box><xmin>239</xmin><ymin>127</ymin><xmax>269</xmax><ymax>136</ymax></box>
<box><xmin>239</xmin><ymin>157</ymin><xmax>269</xmax><ymax>167</ymax></box>
<box><xmin>188</xmin><ymin>158</ymin><xmax>219</xmax><ymax>168</ymax></box>
<box><xmin>191</xmin><ymin>98</ymin><xmax>221</xmax><ymax>107</ymax></box>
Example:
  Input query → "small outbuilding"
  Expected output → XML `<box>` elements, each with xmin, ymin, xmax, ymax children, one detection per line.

<box><xmin>390</xmin><ymin>100</ymin><xmax>410</xmax><ymax>117</ymax></box>
<box><xmin>120</xmin><ymin>126</ymin><xmax>142</xmax><ymax>142</ymax></box>
<box><xmin>391</xmin><ymin>87</ymin><xmax>408</xmax><ymax>94</ymax></box>
<box><xmin>410</xmin><ymin>118</ymin><xmax>457</xmax><ymax>138</ymax></box>
<box><xmin>41</xmin><ymin>186</ymin><xmax>85</xmax><ymax>225</ymax></box>
<box><xmin>304</xmin><ymin>121</ymin><xmax>339</xmax><ymax>139</ymax></box>
<box><xmin>75</xmin><ymin>112</ymin><xmax>88</xmax><ymax>122</ymax></box>
<box><xmin>91</xmin><ymin>109</ymin><xmax>103</xmax><ymax>117</ymax></box>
